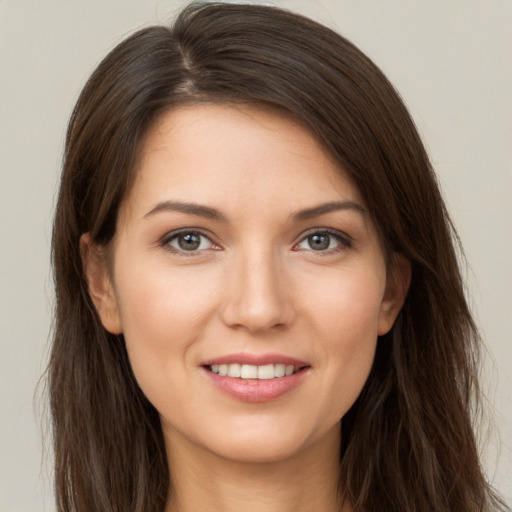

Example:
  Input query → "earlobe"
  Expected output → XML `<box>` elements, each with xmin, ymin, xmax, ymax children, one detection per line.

<box><xmin>80</xmin><ymin>233</ymin><xmax>123</xmax><ymax>334</ymax></box>
<box><xmin>377</xmin><ymin>253</ymin><xmax>411</xmax><ymax>336</ymax></box>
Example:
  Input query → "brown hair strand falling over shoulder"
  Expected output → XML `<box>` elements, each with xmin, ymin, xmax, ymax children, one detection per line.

<box><xmin>49</xmin><ymin>3</ymin><xmax>508</xmax><ymax>511</ymax></box>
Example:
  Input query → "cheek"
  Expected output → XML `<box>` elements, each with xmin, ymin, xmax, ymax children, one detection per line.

<box><xmin>113</xmin><ymin>262</ymin><xmax>221</xmax><ymax>388</ymax></box>
<box><xmin>304</xmin><ymin>262</ymin><xmax>385</xmax><ymax>340</ymax></box>
<box><xmin>301</xmin><ymin>267</ymin><xmax>385</xmax><ymax>411</ymax></box>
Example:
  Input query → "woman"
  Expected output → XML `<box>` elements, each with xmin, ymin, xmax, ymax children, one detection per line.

<box><xmin>49</xmin><ymin>2</ymin><xmax>508</xmax><ymax>511</ymax></box>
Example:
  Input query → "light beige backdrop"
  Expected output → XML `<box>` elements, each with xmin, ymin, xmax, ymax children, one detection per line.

<box><xmin>0</xmin><ymin>1</ymin><xmax>510</xmax><ymax>510</ymax></box>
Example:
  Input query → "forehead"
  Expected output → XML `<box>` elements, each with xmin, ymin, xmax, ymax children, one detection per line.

<box><xmin>123</xmin><ymin>103</ymin><xmax>364</xmax><ymax>217</ymax></box>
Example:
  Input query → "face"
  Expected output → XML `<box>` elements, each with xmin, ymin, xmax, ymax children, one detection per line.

<box><xmin>84</xmin><ymin>104</ymin><xmax>408</xmax><ymax>465</ymax></box>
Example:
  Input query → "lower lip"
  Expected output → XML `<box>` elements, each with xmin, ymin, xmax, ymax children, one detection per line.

<box><xmin>202</xmin><ymin>367</ymin><xmax>309</xmax><ymax>403</ymax></box>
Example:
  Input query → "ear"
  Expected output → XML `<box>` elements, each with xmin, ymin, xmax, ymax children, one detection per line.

<box><xmin>80</xmin><ymin>233</ymin><xmax>123</xmax><ymax>334</ymax></box>
<box><xmin>378</xmin><ymin>253</ymin><xmax>411</xmax><ymax>336</ymax></box>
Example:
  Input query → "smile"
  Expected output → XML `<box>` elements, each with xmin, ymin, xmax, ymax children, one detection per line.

<box><xmin>202</xmin><ymin>355</ymin><xmax>310</xmax><ymax>402</ymax></box>
<box><xmin>208</xmin><ymin>363</ymin><xmax>299</xmax><ymax>379</ymax></box>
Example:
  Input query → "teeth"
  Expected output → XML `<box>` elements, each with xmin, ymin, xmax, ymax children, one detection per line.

<box><xmin>257</xmin><ymin>364</ymin><xmax>274</xmax><ymax>380</ymax></box>
<box><xmin>227</xmin><ymin>363</ymin><xmax>241</xmax><ymax>378</ymax></box>
<box><xmin>209</xmin><ymin>363</ymin><xmax>300</xmax><ymax>379</ymax></box>
<box><xmin>241</xmin><ymin>364</ymin><xmax>258</xmax><ymax>379</ymax></box>
<box><xmin>275</xmin><ymin>364</ymin><xmax>286</xmax><ymax>377</ymax></box>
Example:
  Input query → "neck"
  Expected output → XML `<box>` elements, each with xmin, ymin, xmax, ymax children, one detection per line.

<box><xmin>163</xmin><ymin>424</ymin><xmax>351</xmax><ymax>512</ymax></box>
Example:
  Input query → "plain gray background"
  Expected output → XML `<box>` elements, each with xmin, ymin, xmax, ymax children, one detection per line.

<box><xmin>1</xmin><ymin>1</ymin><xmax>510</xmax><ymax>510</ymax></box>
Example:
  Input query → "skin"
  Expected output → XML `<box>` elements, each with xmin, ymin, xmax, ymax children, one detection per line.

<box><xmin>83</xmin><ymin>104</ymin><xmax>410</xmax><ymax>512</ymax></box>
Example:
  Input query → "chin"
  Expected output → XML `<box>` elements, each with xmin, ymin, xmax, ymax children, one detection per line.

<box><xmin>172</xmin><ymin>414</ymin><xmax>341</xmax><ymax>466</ymax></box>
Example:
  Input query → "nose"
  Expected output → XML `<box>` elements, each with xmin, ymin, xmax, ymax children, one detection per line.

<box><xmin>219</xmin><ymin>246</ymin><xmax>295</xmax><ymax>333</ymax></box>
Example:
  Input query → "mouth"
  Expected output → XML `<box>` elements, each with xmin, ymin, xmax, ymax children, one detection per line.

<box><xmin>206</xmin><ymin>363</ymin><xmax>304</xmax><ymax>379</ymax></box>
<box><xmin>201</xmin><ymin>355</ymin><xmax>310</xmax><ymax>402</ymax></box>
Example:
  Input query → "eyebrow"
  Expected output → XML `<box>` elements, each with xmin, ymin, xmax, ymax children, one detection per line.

<box><xmin>144</xmin><ymin>199</ymin><xmax>366</xmax><ymax>222</ymax></box>
<box><xmin>292</xmin><ymin>200</ymin><xmax>367</xmax><ymax>221</ymax></box>
<box><xmin>145</xmin><ymin>200</ymin><xmax>228</xmax><ymax>221</ymax></box>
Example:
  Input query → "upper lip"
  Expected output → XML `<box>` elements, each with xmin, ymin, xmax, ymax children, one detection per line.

<box><xmin>201</xmin><ymin>353</ymin><xmax>309</xmax><ymax>368</ymax></box>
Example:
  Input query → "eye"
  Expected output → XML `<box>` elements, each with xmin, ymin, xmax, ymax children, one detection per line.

<box><xmin>164</xmin><ymin>230</ymin><xmax>215</xmax><ymax>253</ymax></box>
<box><xmin>295</xmin><ymin>230</ymin><xmax>351</xmax><ymax>252</ymax></box>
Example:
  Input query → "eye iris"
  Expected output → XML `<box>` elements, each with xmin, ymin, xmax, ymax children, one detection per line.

<box><xmin>178</xmin><ymin>232</ymin><xmax>201</xmax><ymax>250</ymax></box>
<box><xmin>308</xmin><ymin>233</ymin><xmax>330</xmax><ymax>250</ymax></box>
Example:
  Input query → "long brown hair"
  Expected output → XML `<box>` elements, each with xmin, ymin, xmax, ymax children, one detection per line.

<box><xmin>49</xmin><ymin>3</ymin><xmax>508</xmax><ymax>511</ymax></box>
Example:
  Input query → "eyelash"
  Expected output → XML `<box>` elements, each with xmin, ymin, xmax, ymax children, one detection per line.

<box><xmin>160</xmin><ymin>228</ymin><xmax>352</xmax><ymax>256</ymax></box>
<box><xmin>293</xmin><ymin>228</ymin><xmax>353</xmax><ymax>254</ymax></box>
<box><xmin>161</xmin><ymin>229</ymin><xmax>220</xmax><ymax>256</ymax></box>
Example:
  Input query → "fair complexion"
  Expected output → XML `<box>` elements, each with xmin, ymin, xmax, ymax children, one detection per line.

<box><xmin>83</xmin><ymin>104</ymin><xmax>410</xmax><ymax>512</ymax></box>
